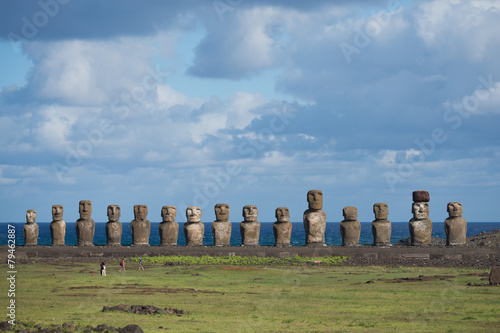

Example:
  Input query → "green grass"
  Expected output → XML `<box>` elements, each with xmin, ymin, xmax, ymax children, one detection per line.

<box><xmin>3</xmin><ymin>260</ymin><xmax>499</xmax><ymax>332</ymax></box>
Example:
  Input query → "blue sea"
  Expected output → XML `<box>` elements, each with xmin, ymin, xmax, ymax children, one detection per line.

<box><xmin>2</xmin><ymin>222</ymin><xmax>499</xmax><ymax>247</ymax></box>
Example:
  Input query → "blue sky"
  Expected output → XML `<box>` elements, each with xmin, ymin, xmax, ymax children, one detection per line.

<box><xmin>1</xmin><ymin>0</ymin><xmax>499</xmax><ymax>223</ymax></box>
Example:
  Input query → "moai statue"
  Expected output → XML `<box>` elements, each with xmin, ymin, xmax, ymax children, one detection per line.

<box><xmin>240</xmin><ymin>205</ymin><xmax>260</xmax><ymax>246</ymax></box>
<box><xmin>131</xmin><ymin>205</ymin><xmax>151</xmax><ymax>246</ymax></box>
<box><xmin>303</xmin><ymin>190</ymin><xmax>326</xmax><ymax>246</ymax></box>
<box><xmin>50</xmin><ymin>204</ymin><xmax>66</xmax><ymax>246</ymax></box>
<box><xmin>409</xmin><ymin>190</ymin><xmax>432</xmax><ymax>245</ymax></box>
<box><xmin>372</xmin><ymin>203</ymin><xmax>391</xmax><ymax>246</ymax></box>
<box><xmin>444</xmin><ymin>202</ymin><xmax>467</xmax><ymax>246</ymax></box>
<box><xmin>23</xmin><ymin>209</ymin><xmax>39</xmax><ymax>246</ymax></box>
<box><xmin>106</xmin><ymin>205</ymin><xmax>122</xmax><ymax>246</ymax></box>
<box><xmin>212</xmin><ymin>203</ymin><xmax>232</xmax><ymax>246</ymax></box>
<box><xmin>159</xmin><ymin>205</ymin><xmax>179</xmax><ymax>246</ymax></box>
<box><xmin>273</xmin><ymin>207</ymin><xmax>292</xmax><ymax>247</ymax></box>
<box><xmin>75</xmin><ymin>200</ymin><xmax>95</xmax><ymax>246</ymax></box>
<box><xmin>184</xmin><ymin>206</ymin><xmax>204</xmax><ymax>246</ymax></box>
<box><xmin>340</xmin><ymin>206</ymin><xmax>361</xmax><ymax>246</ymax></box>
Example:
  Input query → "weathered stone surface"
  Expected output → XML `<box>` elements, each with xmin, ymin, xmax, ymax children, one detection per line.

<box><xmin>240</xmin><ymin>205</ymin><xmax>260</xmax><ymax>246</ymax></box>
<box><xmin>445</xmin><ymin>202</ymin><xmax>466</xmax><ymax>246</ymax></box>
<box><xmin>413</xmin><ymin>190</ymin><xmax>430</xmax><ymax>202</ymax></box>
<box><xmin>273</xmin><ymin>207</ymin><xmax>292</xmax><ymax>247</ymax></box>
<box><xmin>303</xmin><ymin>190</ymin><xmax>326</xmax><ymax>245</ymax></box>
<box><xmin>489</xmin><ymin>266</ymin><xmax>500</xmax><ymax>285</ymax></box>
<box><xmin>372</xmin><ymin>203</ymin><xmax>391</xmax><ymax>246</ymax></box>
<box><xmin>50</xmin><ymin>204</ymin><xmax>66</xmax><ymax>246</ymax></box>
<box><xmin>159</xmin><ymin>205</ymin><xmax>179</xmax><ymax>246</ymax></box>
<box><xmin>184</xmin><ymin>206</ymin><xmax>204</xmax><ymax>246</ymax></box>
<box><xmin>106</xmin><ymin>205</ymin><xmax>122</xmax><ymax>246</ymax></box>
<box><xmin>409</xmin><ymin>218</ymin><xmax>432</xmax><ymax>245</ymax></box>
<box><xmin>340</xmin><ymin>206</ymin><xmax>361</xmax><ymax>246</ymax></box>
<box><xmin>75</xmin><ymin>200</ymin><xmax>95</xmax><ymax>246</ymax></box>
<box><xmin>409</xmin><ymin>192</ymin><xmax>432</xmax><ymax>245</ymax></box>
<box><xmin>212</xmin><ymin>203</ymin><xmax>231</xmax><ymax>246</ymax></box>
<box><xmin>23</xmin><ymin>209</ymin><xmax>39</xmax><ymax>246</ymax></box>
<box><xmin>131</xmin><ymin>205</ymin><xmax>151</xmax><ymax>246</ymax></box>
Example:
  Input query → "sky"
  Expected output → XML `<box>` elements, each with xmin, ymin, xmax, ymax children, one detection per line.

<box><xmin>1</xmin><ymin>0</ymin><xmax>499</xmax><ymax>223</ymax></box>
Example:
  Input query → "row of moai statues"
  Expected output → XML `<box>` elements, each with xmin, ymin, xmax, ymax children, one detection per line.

<box><xmin>23</xmin><ymin>190</ymin><xmax>467</xmax><ymax>247</ymax></box>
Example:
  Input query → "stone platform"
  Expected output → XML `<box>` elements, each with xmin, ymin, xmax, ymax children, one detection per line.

<box><xmin>8</xmin><ymin>244</ymin><xmax>499</xmax><ymax>268</ymax></box>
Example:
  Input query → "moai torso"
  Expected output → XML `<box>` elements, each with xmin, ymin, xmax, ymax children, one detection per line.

<box><xmin>340</xmin><ymin>206</ymin><xmax>361</xmax><ymax>246</ymax></box>
<box><xmin>273</xmin><ymin>207</ymin><xmax>292</xmax><ymax>247</ymax></box>
<box><xmin>50</xmin><ymin>205</ymin><xmax>66</xmax><ymax>246</ymax></box>
<box><xmin>240</xmin><ymin>205</ymin><xmax>260</xmax><ymax>246</ymax></box>
<box><xmin>106</xmin><ymin>205</ymin><xmax>122</xmax><ymax>246</ymax></box>
<box><xmin>23</xmin><ymin>209</ymin><xmax>39</xmax><ymax>246</ymax></box>
<box><xmin>444</xmin><ymin>202</ymin><xmax>467</xmax><ymax>246</ymax></box>
<box><xmin>303</xmin><ymin>190</ymin><xmax>326</xmax><ymax>245</ymax></box>
<box><xmin>372</xmin><ymin>203</ymin><xmax>391</xmax><ymax>246</ymax></box>
<box><xmin>409</xmin><ymin>191</ymin><xmax>432</xmax><ymax>245</ymax></box>
<box><xmin>212</xmin><ymin>203</ymin><xmax>231</xmax><ymax>246</ymax></box>
<box><xmin>184</xmin><ymin>206</ymin><xmax>204</xmax><ymax>246</ymax></box>
<box><xmin>159</xmin><ymin>205</ymin><xmax>179</xmax><ymax>246</ymax></box>
<box><xmin>131</xmin><ymin>205</ymin><xmax>151</xmax><ymax>246</ymax></box>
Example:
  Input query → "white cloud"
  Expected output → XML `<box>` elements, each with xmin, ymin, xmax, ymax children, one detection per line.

<box><xmin>414</xmin><ymin>0</ymin><xmax>500</xmax><ymax>62</ymax></box>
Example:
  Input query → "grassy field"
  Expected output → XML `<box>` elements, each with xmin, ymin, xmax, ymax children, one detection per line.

<box><xmin>3</xmin><ymin>259</ymin><xmax>499</xmax><ymax>332</ymax></box>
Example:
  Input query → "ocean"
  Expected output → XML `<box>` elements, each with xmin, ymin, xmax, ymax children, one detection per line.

<box><xmin>3</xmin><ymin>222</ymin><xmax>499</xmax><ymax>247</ymax></box>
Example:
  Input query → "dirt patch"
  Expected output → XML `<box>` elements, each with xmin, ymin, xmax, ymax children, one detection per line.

<box><xmin>378</xmin><ymin>275</ymin><xmax>455</xmax><ymax>283</ymax></box>
<box><xmin>102</xmin><ymin>304</ymin><xmax>188</xmax><ymax>316</ymax></box>
<box><xmin>116</xmin><ymin>287</ymin><xmax>221</xmax><ymax>295</ymax></box>
<box><xmin>69</xmin><ymin>286</ymin><xmax>106</xmax><ymax>290</ymax></box>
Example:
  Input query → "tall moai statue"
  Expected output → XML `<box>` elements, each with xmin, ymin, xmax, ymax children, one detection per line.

<box><xmin>23</xmin><ymin>209</ymin><xmax>39</xmax><ymax>246</ymax></box>
<box><xmin>159</xmin><ymin>205</ymin><xmax>179</xmax><ymax>246</ymax></box>
<box><xmin>131</xmin><ymin>205</ymin><xmax>151</xmax><ymax>246</ymax></box>
<box><xmin>444</xmin><ymin>202</ymin><xmax>467</xmax><ymax>246</ymax></box>
<box><xmin>303</xmin><ymin>190</ymin><xmax>326</xmax><ymax>246</ymax></box>
<box><xmin>212</xmin><ymin>203</ymin><xmax>232</xmax><ymax>246</ymax></box>
<box><xmin>372</xmin><ymin>203</ymin><xmax>391</xmax><ymax>246</ymax></box>
<box><xmin>75</xmin><ymin>200</ymin><xmax>95</xmax><ymax>246</ymax></box>
<box><xmin>409</xmin><ymin>190</ymin><xmax>432</xmax><ymax>245</ymax></box>
<box><xmin>184</xmin><ymin>206</ymin><xmax>204</xmax><ymax>246</ymax></box>
<box><xmin>273</xmin><ymin>207</ymin><xmax>292</xmax><ymax>247</ymax></box>
<box><xmin>106</xmin><ymin>205</ymin><xmax>122</xmax><ymax>246</ymax></box>
<box><xmin>50</xmin><ymin>205</ymin><xmax>66</xmax><ymax>246</ymax></box>
<box><xmin>340</xmin><ymin>206</ymin><xmax>361</xmax><ymax>246</ymax></box>
<box><xmin>240</xmin><ymin>205</ymin><xmax>260</xmax><ymax>246</ymax></box>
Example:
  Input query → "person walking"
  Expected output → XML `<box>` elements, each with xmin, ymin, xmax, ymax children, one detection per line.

<box><xmin>119</xmin><ymin>258</ymin><xmax>126</xmax><ymax>272</ymax></box>
<box><xmin>100</xmin><ymin>262</ymin><xmax>106</xmax><ymax>276</ymax></box>
<box><xmin>138</xmin><ymin>257</ymin><xmax>145</xmax><ymax>271</ymax></box>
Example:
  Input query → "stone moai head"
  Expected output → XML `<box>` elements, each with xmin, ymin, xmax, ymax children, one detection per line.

<box><xmin>26</xmin><ymin>209</ymin><xmax>36</xmax><ymax>223</ymax></box>
<box><xmin>412</xmin><ymin>202</ymin><xmax>429</xmax><ymax>219</ymax></box>
<box><xmin>275</xmin><ymin>207</ymin><xmax>290</xmax><ymax>222</ymax></box>
<box><xmin>52</xmin><ymin>205</ymin><xmax>63</xmax><ymax>221</ymax></box>
<box><xmin>161</xmin><ymin>205</ymin><xmax>177</xmax><ymax>222</ymax></box>
<box><xmin>243</xmin><ymin>205</ymin><xmax>258</xmax><ymax>222</ymax></box>
<box><xmin>79</xmin><ymin>200</ymin><xmax>92</xmax><ymax>220</ymax></box>
<box><xmin>343</xmin><ymin>206</ymin><xmax>358</xmax><ymax>221</ymax></box>
<box><xmin>134</xmin><ymin>205</ymin><xmax>148</xmax><ymax>220</ymax></box>
<box><xmin>373</xmin><ymin>203</ymin><xmax>389</xmax><ymax>220</ymax></box>
<box><xmin>186</xmin><ymin>206</ymin><xmax>202</xmax><ymax>223</ymax></box>
<box><xmin>307</xmin><ymin>190</ymin><xmax>323</xmax><ymax>210</ymax></box>
<box><xmin>447</xmin><ymin>202</ymin><xmax>463</xmax><ymax>218</ymax></box>
<box><xmin>412</xmin><ymin>190</ymin><xmax>430</xmax><ymax>220</ymax></box>
<box><xmin>214</xmin><ymin>203</ymin><xmax>230</xmax><ymax>221</ymax></box>
<box><xmin>107</xmin><ymin>205</ymin><xmax>121</xmax><ymax>222</ymax></box>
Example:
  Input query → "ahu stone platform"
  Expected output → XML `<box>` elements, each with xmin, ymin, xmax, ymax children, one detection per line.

<box><xmin>9</xmin><ymin>244</ymin><xmax>499</xmax><ymax>268</ymax></box>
